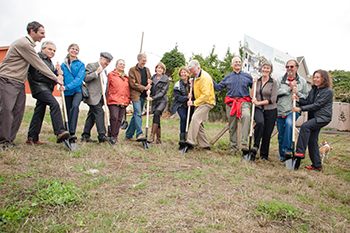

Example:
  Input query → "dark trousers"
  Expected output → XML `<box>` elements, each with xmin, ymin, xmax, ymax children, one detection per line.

<box><xmin>28</xmin><ymin>91</ymin><xmax>66</xmax><ymax>141</ymax></box>
<box><xmin>0</xmin><ymin>77</ymin><xmax>26</xmax><ymax>144</ymax></box>
<box><xmin>82</xmin><ymin>97</ymin><xmax>106</xmax><ymax>139</ymax></box>
<box><xmin>64</xmin><ymin>92</ymin><xmax>82</xmax><ymax>135</ymax></box>
<box><xmin>177</xmin><ymin>106</ymin><xmax>194</xmax><ymax>133</ymax></box>
<box><xmin>108</xmin><ymin>105</ymin><xmax>126</xmax><ymax>140</ymax></box>
<box><xmin>296</xmin><ymin>118</ymin><xmax>328</xmax><ymax>168</ymax></box>
<box><xmin>253</xmin><ymin>108</ymin><xmax>277</xmax><ymax>159</ymax></box>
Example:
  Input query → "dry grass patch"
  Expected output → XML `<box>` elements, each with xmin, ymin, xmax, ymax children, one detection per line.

<box><xmin>0</xmin><ymin>106</ymin><xmax>349</xmax><ymax>232</ymax></box>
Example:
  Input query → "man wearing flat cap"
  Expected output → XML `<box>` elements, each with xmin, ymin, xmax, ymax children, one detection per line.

<box><xmin>81</xmin><ymin>52</ymin><xmax>115</xmax><ymax>143</ymax></box>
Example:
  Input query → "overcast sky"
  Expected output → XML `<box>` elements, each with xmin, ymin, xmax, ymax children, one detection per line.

<box><xmin>0</xmin><ymin>0</ymin><xmax>349</xmax><ymax>76</ymax></box>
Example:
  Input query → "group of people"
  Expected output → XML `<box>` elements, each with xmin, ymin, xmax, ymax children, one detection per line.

<box><xmin>0</xmin><ymin>21</ymin><xmax>334</xmax><ymax>171</ymax></box>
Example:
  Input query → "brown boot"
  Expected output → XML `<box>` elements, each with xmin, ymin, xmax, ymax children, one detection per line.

<box><xmin>148</xmin><ymin>123</ymin><xmax>158</xmax><ymax>143</ymax></box>
<box><xmin>155</xmin><ymin>126</ymin><xmax>161</xmax><ymax>144</ymax></box>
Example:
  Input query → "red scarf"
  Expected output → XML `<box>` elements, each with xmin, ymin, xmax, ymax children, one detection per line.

<box><xmin>225</xmin><ymin>96</ymin><xmax>251</xmax><ymax>118</ymax></box>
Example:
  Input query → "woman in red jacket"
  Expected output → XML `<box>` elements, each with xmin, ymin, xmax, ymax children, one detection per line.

<box><xmin>107</xmin><ymin>59</ymin><xmax>130</xmax><ymax>141</ymax></box>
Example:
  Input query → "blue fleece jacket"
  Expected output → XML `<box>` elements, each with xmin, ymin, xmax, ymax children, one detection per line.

<box><xmin>61</xmin><ymin>58</ymin><xmax>85</xmax><ymax>96</ymax></box>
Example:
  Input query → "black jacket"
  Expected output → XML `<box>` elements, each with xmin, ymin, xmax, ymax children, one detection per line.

<box><xmin>170</xmin><ymin>79</ymin><xmax>194</xmax><ymax>114</ymax></box>
<box><xmin>27</xmin><ymin>52</ymin><xmax>57</xmax><ymax>96</ymax></box>
<box><xmin>299</xmin><ymin>85</ymin><xmax>334</xmax><ymax>123</ymax></box>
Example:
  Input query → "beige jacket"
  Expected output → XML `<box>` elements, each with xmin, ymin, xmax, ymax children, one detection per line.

<box><xmin>0</xmin><ymin>36</ymin><xmax>57</xmax><ymax>83</ymax></box>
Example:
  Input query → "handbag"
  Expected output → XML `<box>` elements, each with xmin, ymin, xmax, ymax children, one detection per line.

<box><xmin>120</xmin><ymin>110</ymin><xmax>128</xmax><ymax>130</ymax></box>
<box><xmin>81</xmin><ymin>82</ymin><xmax>89</xmax><ymax>98</ymax></box>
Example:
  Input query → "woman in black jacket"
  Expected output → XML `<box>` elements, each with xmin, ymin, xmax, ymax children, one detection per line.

<box><xmin>292</xmin><ymin>70</ymin><xmax>334</xmax><ymax>171</ymax></box>
<box><xmin>170</xmin><ymin>66</ymin><xmax>194</xmax><ymax>145</ymax></box>
<box><xmin>146</xmin><ymin>62</ymin><xmax>169</xmax><ymax>144</ymax></box>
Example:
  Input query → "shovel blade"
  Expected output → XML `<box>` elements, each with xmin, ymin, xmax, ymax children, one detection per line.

<box><xmin>63</xmin><ymin>139</ymin><xmax>73</xmax><ymax>151</ymax></box>
<box><xmin>142</xmin><ymin>141</ymin><xmax>151</xmax><ymax>149</ymax></box>
<box><xmin>285</xmin><ymin>157</ymin><xmax>301</xmax><ymax>170</ymax></box>
<box><xmin>242</xmin><ymin>147</ymin><xmax>251</xmax><ymax>161</ymax></box>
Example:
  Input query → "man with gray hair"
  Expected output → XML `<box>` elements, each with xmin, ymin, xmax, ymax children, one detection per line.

<box><xmin>213</xmin><ymin>57</ymin><xmax>253</xmax><ymax>155</ymax></box>
<box><xmin>81</xmin><ymin>52</ymin><xmax>115</xmax><ymax>144</ymax></box>
<box><xmin>276</xmin><ymin>59</ymin><xmax>308</xmax><ymax>161</ymax></box>
<box><xmin>26</xmin><ymin>41</ymin><xmax>69</xmax><ymax>145</ymax></box>
<box><xmin>184</xmin><ymin>60</ymin><xmax>215</xmax><ymax>151</ymax></box>
<box><xmin>0</xmin><ymin>21</ymin><xmax>65</xmax><ymax>151</ymax></box>
<box><xmin>125</xmin><ymin>53</ymin><xmax>152</xmax><ymax>141</ymax></box>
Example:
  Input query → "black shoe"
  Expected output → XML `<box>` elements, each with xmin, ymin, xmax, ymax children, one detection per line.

<box><xmin>284</xmin><ymin>151</ymin><xmax>292</xmax><ymax>160</ymax></box>
<box><xmin>81</xmin><ymin>137</ymin><xmax>97</xmax><ymax>143</ymax></box>
<box><xmin>70</xmin><ymin>135</ymin><xmax>78</xmax><ymax>141</ymax></box>
<box><xmin>98</xmin><ymin>136</ymin><xmax>116</xmax><ymax>145</ymax></box>
<box><xmin>279</xmin><ymin>157</ymin><xmax>286</xmax><ymax>162</ymax></box>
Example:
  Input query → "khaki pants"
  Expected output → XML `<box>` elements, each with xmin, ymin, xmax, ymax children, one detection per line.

<box><xmin>187</xmin><ymin>103</ymin><xmax>213</xmax><ymax>148</ymax></box>
<box><xmin>226</xmin><ymin>102</ymin><xmax>251</xmax><ymax>152</ymax></box>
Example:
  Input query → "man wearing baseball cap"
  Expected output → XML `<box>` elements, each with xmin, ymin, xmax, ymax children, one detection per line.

<box><xmin>81</xmin><ymin>52</ymin><xmax>115</xmax><ymax>144</ymax></box>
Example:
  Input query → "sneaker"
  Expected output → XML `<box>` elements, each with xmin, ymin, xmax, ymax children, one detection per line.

<box><xmin>305</xmin><ymin>165</ymin><xmax>322</xmax><ymax>171</ymax></box>
<box><xmin>56</xmin><ymin>131</ymin><xmax>70</xmax><ymax>143</ymax></box>
<box><xmin>262</xmin><ymin>158</ymin><xmax>268</xmax><ymax>163</ymax></box>
<box><xmin>294</xmin><ymin>152</ymin><xmax>305</xmax><ymax>159</ymax></box>
<box><xmin>279</xmin><ymin>157</ymin><xmax>286</xmax><ymax>162</ymax></box>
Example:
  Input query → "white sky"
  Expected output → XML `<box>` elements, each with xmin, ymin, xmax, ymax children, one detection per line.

<box><xmin>0</xmin><ymin>0</ymin><xmax>349</xmax><ymax>76</ymax></box>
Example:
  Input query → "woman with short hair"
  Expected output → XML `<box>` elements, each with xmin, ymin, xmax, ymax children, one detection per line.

<box><xmin>146</xmin><ymin>62</ymin><xmax>169</xmax><ymax>144</ymax></box>
<box><xmin>250</xmin><ymin>62</ymin><xmax>277</xmax><ymax>162</ymax></box>
<box><xmin>107</xmin><ymin>59</ymin><xmax>130</xmax><ymax>142</ymax></box>
<box><xmin>292</xmin><ymin>70</ymin><xmax>334</xmax><ymax>171</ymax></box>
<box><xmin>60</xmin><ymin>44</ymin><xmax>85</xmax><ymax>140</ymax></box>
<box><xmin>170</xmin><ymin>66</ymin><xmax>195</xmax><ymax>145</ymax></box>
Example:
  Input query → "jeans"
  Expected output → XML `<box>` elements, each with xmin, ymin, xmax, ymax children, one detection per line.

<box><xmin>276</xmin><ymin>111</ymin><xmax>300</xmax><ymax>158</ymax></box>
<box><xmin>125</xmin><ymin>97</ymin><xmax>145</xmax><ymax>138</ymax></box>
<box><xmin>177</xmin><ymin>106</ymin><xmax>194</xmax><ymax>133</ymax></box>
<box><xmin>64</xmin><ymin>92</ymin><xmax>82</xmax><ymax>135</ymax></box>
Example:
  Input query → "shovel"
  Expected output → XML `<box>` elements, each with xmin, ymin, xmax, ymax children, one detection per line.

<box><xmin>243</xmin><ymin>81</ymin><xmax>257</xmax><ymax>161</ymax></box>
<box><xmin>99</xmin><ymin>73</ymin><xmax>115</xmax><ymax>146</ymax></box>
<box><xmin>285</xmin><ymin>94</ymin><xmax>301</xmax><ymax>170</ymax></box>
<box><xmin>179</xmin><ymin>87</ymin><xmax>193</xmax><ymax>153</ymax></box>
<box><xmin>141</xmin><ymin>92</ymin><xmax>152</xmax><ymax>149</ymax></box>
<box><xmin>61</xmin><ymin>89</ymin><xmax>78</xmax><ymax>151</ymax></box>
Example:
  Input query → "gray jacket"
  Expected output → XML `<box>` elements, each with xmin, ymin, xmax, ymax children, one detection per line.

<box><xmin>84</xmin><ymin>62</ymin><xmax>107</xmax><ymax>106</ymax></box>
<box><xmin>150</xmin><ymin>74</ymin><xmax>169</xmax><ymax>113</ymax></box>
<box><xmin>276</xmin><ymin>73</ymin><xmax>308</xmax><ymax>117</ymax></box>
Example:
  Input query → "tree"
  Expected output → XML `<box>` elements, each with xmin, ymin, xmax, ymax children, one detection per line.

<box><xmin>190</xmin><ymin>46</ymin><xmax>237</xmax><ymax>120</ymax></box>
<box><xmin>161</xmin><ymin>44</ymin><xmax>186</xmax><ymax>110</ymax></box>
<box><xmin>330</xmin><ymin>70</ymin><xmax>350</xmax><ymax>102</ymax></box>
<box><xmin>160</xmin><ymin>44</ymin><xmax>186</xmax><ymax>77</ymax></box>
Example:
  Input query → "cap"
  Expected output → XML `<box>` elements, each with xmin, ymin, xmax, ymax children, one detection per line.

<box><xmin>100</xmin><ymin>52</ymin><xmax>113</xmax><ymax>60</ymax></box>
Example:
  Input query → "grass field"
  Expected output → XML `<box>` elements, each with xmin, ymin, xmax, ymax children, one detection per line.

<box><xmin>0</xmin><ymin>106</ymin><xmax>349</xmax><ymax>232</ymax></box>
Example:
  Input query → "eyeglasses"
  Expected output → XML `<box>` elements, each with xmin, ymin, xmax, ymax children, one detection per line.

<box><xmin>286</xmin><ymin>66</ymin><xmax>295</xmax><ymax>69</ymax></box>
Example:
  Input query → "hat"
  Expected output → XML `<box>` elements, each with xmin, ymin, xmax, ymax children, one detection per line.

<box><xmin>100</xmin><ymin>52</ymin><xmax>113</xmax><ymax>60</ymax></box>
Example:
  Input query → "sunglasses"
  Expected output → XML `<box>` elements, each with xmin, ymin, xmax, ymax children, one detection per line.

<box><xmin>286</xmin><ymin>66</ymin><xmax>295</xmax><ymax>69</ymax></box>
